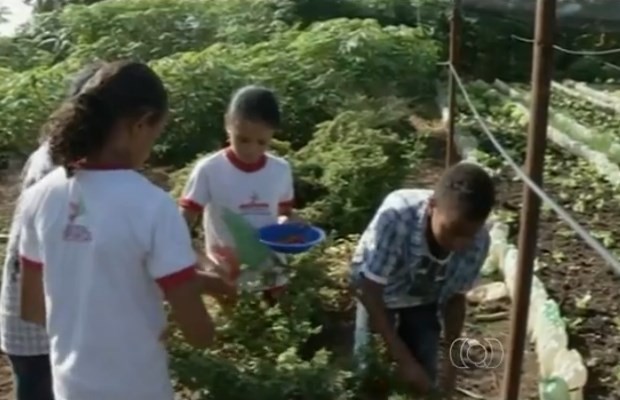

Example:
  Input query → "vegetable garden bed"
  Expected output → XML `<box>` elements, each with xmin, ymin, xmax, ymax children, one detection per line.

<box><xmin>460</xmin><ymin>84</ymin><xmax>620</xmax><ymax>399</ymax></box>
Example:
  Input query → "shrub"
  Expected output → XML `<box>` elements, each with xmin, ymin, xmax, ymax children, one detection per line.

<box><xmin>294</xmin><ymin>101</ymin><xmax>422</xmax><ymax>234</ymax></box>
<box><xmin>0</xmin><ymin>18</ymin><xmax>437</xmax><ymax>164</ymax></box>
<box><xmin>168</xmin><ymin>237</ymin><xmax>378</xmax><ymax>400</ymax></box>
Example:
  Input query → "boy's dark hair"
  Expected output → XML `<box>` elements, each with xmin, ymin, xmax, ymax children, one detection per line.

<box><xmin>434</xmin><ymin>162</ymin><xmax>495</xmax><ymax>221</ymax></box>
<box><xmin>44</xmin><ymin>60</ymin><xmax>168</xmax><ymax>177</ymax></box>
<box><xmin>66</xmin><ymin>61</ymin><xmax>105</xmax><ymax>98</ymax></box>
<box><xmin>227</xmin><ymin>85</ymin><xmax>281</xmax><ymax>129</ymax></box>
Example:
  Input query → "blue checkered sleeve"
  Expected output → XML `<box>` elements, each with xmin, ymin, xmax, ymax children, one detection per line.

<box><xmin>352</xmin><ymin>207</ymin><xmax>406</xmax><ymax>286</ymax></box>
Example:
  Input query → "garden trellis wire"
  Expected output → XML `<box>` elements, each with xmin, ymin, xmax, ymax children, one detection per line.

<box><xmin>444</xmin><ymin>61</ymin><xmax>620</xmax><ymax>276</ymax></box>
<box><xmin>441</xmin><ymin>0</ymin><xmax>620</xmax><ymax>398</ymax></box>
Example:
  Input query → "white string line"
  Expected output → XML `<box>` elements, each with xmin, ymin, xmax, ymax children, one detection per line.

<box><xmin>604</xmin><ymin>62</ymin><xmax>620</xmax><ymax>72</ymax></box>
<box><xmin>512</xmin><ymin>34</ymin><xmax>620</xmax><ymax>56</ymax></box>
<box><xmin>446</xmin><ymin>63</ymin><xmax>620</xmax><ymax>275</ymax></box>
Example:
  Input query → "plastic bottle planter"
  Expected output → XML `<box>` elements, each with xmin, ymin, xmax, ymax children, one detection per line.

<box><xmin>497</xmin><ymin>245</ymin><xmax>587</xmax><ymax>400</ymax></box>
<box><xmin>540</xmin><ymin>376</ymin><xmax>571</xmax><ymax>400</ymax></box>
<box><xmin>502</xmin><ymin>247</ymin><xmax>519</xmax><ymax>298</ymax></box>
<box><xmin>481</xmin><ymin>223</ymin><xmax>509</xmax><ymax>276</ymax></box>
<box><xmin>553</xmin><ymin>349</ymin><xmax>588</xmax><ymax>400</ymax></box>
<box><xmin>528</xmin><ymin>277</ymin><xmax>549</xmax><ymax>342</ymax></box>
<box><xmin>534</xmin><ymin>300</ymin><xmax>566</xmax><ymax>347</ymax></box>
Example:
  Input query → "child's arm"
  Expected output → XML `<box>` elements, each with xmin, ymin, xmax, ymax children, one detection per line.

<box><xmin>179</xmin><ymin>161</ymin><xmax>210</xmax><ymax>232</ymax></box>
<box><xmin>20</xmin><ymin>261</ymin><xmax>45</xmax><ymax>326</ymax></box>
<box><xmin>277</xmin><ymin>162</ymin><xmax>298</xmax><ymax>222</ymax></box>
<box><xmin>150</xmin><ymin>198</ymin><xmax>216</xmax><ymax>349</ymax></box>
<box><xmin>353</xmin><ymin>208</ymin><xmax>432</xmax><ymax>394</ymax></box>
<box><xmin>18</xmin><ymin>203</ymin><xmax>46</xmax><ymax>326</ymax></box>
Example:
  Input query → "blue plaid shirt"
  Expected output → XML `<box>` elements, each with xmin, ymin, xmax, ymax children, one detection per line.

<box><xmin>351</xmin><ymin>189</ymin><xmax>489</xmax><ymax>310</ymax></box>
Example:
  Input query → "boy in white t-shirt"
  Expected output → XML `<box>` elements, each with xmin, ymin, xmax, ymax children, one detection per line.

<box><xmin>180</xmin><ymin>85</ymin><xmax>299</xmax><ymax>303</ymax></box>
<box><xmin>19</xmin><ymin>61</ymin><xmax>235</xmax><ymax>400</ymax></box>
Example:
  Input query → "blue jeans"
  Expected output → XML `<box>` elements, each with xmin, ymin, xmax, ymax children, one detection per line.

<box><xmin>354</xmin><ymin>302</ymin><xmax>441</xmax><ymax>382</ymax></box>
<box><xmin>8</xmin><ymin>354</ymin><xmax>54</xmax><ymax>400</ymax></box>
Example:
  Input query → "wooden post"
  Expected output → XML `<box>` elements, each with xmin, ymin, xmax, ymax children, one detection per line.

<box><xmin>446</xmin><ymin>0</ymin><xmax>462</xmax><ymax>167</ymax></box>
<box><xmin>502</xmin><ymin>0</ymin><xmax>556</xmax><ymax>398</ymax></box>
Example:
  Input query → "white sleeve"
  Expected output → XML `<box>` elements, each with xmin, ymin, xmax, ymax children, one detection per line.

<box><xmin>179</xmin><ymin>161</ymin><xmax>210</xmax><ymax>212</ymax></box>
<box><xmin>147</xmin><ymin>197</ymin><xmax>198</xmax><ymax>291</ymax></box>
<box><xmin>21</xmin><ymin>143</ymin><xmax>55</xmax><ymax>191</ymax></box>
<box><xmin>17</xmin><ymin>197</ymin><xmax>43</xmax><ymax>269</ymax></box>
<box><xmin>278</xmin><ymin>163</ymin><xmax>295</xmax><ymax>215</ymax></box>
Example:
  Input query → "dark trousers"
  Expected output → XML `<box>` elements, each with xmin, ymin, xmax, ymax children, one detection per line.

<box><xmin>7</xmin><ymin>354</ymin><xmax>54</xmax><ymax>400</ymax></box>
<box><xmin>354</xmin><ymin>302</ymin><xmax>441</xmax><ymax>382</ymax></box>
<box><xmin>387</xmin><ymin>303</ymin><xmax>441</xmax><ymax>381</ymax></box>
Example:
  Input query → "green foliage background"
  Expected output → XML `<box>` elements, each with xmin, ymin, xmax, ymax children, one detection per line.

<box><xmin>1</xmin><ymin>0</ymin><xmax>617</xmax><ymax>398</ymax></box>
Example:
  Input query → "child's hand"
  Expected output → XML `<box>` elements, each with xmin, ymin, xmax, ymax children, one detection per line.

<box><xmin>198</xmin><ymin>270</ymin><xmax>238</xmax><ymax>307</ymax></box>
<box><xmin>278</xmin><ymin>212</ymin><xmax>307</xmax><ymax>226</ymax></box>
<box><xmin>439</xmin><ymin>355</ymin><xmax>457</xmax><ymax>394</ymax></box>
<box><xmin>210</xmin><ymin>246</ymin><xmax>241</xmax><ymax>281</ymax></box>
<box><xmin>397</xmin><ymin>355</ymin><xmax>433</xmax><ymax>395</ymax></box>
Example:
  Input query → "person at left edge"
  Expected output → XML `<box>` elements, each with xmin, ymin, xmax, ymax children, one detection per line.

<box><xmin>0</xmin><ymin>61</ymin><xmax>103</xmax><ymax>400</ymax></box>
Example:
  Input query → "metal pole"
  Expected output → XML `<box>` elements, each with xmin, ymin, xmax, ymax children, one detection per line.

<box><xmin>446</xmin><ymin>0</ymin><xmax>461</xmax><ymax>167</ymax></box>
<box><xmin>502</xmin><ymin>0</ymin><xmax>556</xmax><ymax>399</ymax></box>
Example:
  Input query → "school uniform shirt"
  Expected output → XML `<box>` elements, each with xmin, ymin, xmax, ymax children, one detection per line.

<box><xmin>179</xmin><ymin>148</ymin><xmax>294</xmax><ymax>274</ymax></box>
<box><xmin>18</xmin><ymin>166</ymin><xmax>198</xmax><ymax>400</ymax></box>
<box><xmin>0</xmin><ymin>142</ymin><xmax>54</xmax><ymax>356</ymax></box>
<box><xmin>350</xmin><ymin>189</ymin><xmax>490</xmax><ymax>311</ymax></box>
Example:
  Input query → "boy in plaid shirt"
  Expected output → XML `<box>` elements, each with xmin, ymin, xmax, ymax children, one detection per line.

<box><xmin>351</xmin><ymin>162</ymin><xmax>494</xmax><ymax>397</ymax></box>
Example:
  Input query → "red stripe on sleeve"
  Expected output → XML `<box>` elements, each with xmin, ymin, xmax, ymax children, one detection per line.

<box><xmin>156</xmin><ymin>265</ymin><xmax>198</xmax><ymax>292</ymax></box>
<box><xmin>178</xmin><ymin>198</ymin><xmax>204</xmax><ymax>212</ymax></box>
<box><xmin>278</xmin><ymin>199</ymin><xmax>294</xmax><ymax>216</ymax></box>
<box><xmin>20</xmin><ymin>256</ymin><xmax>43</xmax><ymax>269</ymax></box>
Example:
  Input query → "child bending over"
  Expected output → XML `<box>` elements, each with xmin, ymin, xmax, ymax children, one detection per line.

<box><xmin>351</xmin><ymin>162</ymin><xmax>495</xmax><ymax>397</ymax></box>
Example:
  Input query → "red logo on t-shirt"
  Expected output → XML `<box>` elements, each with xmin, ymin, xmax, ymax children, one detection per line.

<box><xmin>63</xmin><ymin>201</ymin><xmax>92</xmax><ymax>242</ymax></box>
<box><xmin>239</xmin><ymin>192</ymin><xmax>270</xmax><ymax>215</ymax></box>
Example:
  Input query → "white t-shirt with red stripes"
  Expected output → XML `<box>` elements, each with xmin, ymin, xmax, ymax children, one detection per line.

<box><xmin>180</xmin><ymin>148</ymin><xmax>294</xmax><ymax>278</ymax></box>
<box><xmin>18</xmin><ymin>166</ymin><xmax>197</xmax><ymax>400</ymax></box>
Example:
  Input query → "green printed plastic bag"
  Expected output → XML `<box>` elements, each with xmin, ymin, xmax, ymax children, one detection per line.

<box><xmin>222</xmin><ymin>208</ymin><xmax>276</xmax><ymax>270</ymax></box>
<box><xmin>219</xmin><ymin>207</ymin><xmax>274</xmax><ymax>271</ymax></box>
<box><xmin>209</xmin><ymin>206</ymin><xmax>287</xmax><ymax>291</ymax></box>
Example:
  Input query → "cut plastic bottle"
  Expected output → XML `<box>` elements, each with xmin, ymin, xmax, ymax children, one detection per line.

<box><xmin>539</xmin><ymin>376</ymin><xmax>570</xmax><ymax>400</ymax></box>
<box><xmin>553</xmin><ymin>349</ymin><xmax>587</xmax><ymax>400</ymax></box>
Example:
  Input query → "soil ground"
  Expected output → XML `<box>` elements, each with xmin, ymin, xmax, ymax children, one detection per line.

<box><xmin>496</xmin><ymin>165</ymin><xmax>620</xmax><ymax>400</ymax></box>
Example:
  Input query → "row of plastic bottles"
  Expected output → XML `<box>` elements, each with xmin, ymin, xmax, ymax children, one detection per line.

<box><xmin>487</xmin><ymin>222</ymin><xmax>587</xmax><ymax>400</ymax></box>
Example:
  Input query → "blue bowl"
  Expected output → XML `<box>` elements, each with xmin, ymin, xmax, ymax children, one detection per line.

<box><xmin>258</xmin><ymin>223</ymin><xmax>326</xmax><ymax>254</ymax></box>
